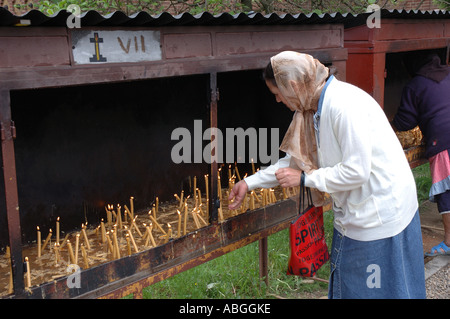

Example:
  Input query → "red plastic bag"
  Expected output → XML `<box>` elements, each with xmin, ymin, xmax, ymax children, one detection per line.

<box><xmin>287</xmin><ymin>186</ymin><xmax>329</xmax><ymax>277</ymax></box>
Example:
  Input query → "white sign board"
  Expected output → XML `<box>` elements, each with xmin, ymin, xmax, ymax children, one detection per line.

<box><xmin>71</xmin><ymin>30</ymin><xmax>162</xmax><ymax>64</ymax></box>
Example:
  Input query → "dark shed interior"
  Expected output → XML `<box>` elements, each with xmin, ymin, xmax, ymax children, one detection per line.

<box><xmin>0</xmin><ymin>69</ymin><xmax>292</xmax><ymax>247</ymax></box>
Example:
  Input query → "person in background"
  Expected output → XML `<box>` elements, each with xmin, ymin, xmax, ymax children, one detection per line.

<box><xmin>392</xmin><ymin>52</ymin><xmax>450</xmax><ymax>257</ymax></box>
<box><xmin>229</xmin><ymin>51</ymin><xmax>426</xmax><ymax>299</ymax></box>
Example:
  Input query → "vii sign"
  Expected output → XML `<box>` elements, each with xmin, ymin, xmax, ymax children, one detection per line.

<box><xmin>71</xmin><ymin>30</ymin><xmax>162</xmax><ymax>64</ymax></box>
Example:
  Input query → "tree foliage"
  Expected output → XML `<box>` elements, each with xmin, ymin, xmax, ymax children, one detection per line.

<box><xmin>21</xmin><ymin>0</ymin><xmax>403</xmax><ymax>16</ymax></box>
<box><xmin>434</xmin><ymin>0</ymin><xmax>450</xmax><ymax>10</ymax></box>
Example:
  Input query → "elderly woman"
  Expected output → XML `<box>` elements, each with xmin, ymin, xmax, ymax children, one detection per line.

<box><xmin>229</xmin><ymin>51</ymin><xmax>426</xmax><ymax>299</ymax></box>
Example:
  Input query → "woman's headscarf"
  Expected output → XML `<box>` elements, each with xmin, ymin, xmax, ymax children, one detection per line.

<box><xmin>271</xmin><ymin>51</ymin><xmax>329</xmax><ymax>205</ymax></box>
<box><xmin>271</xmin><ymin>51</ymin><xmax>328</xmax><ymax>172</ymax></box>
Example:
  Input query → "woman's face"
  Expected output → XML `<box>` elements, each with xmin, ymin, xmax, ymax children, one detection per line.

<box><xmin>265</xmin><ymin>80</ymin><xmax>295</xmax><ymax>111</ymax></box>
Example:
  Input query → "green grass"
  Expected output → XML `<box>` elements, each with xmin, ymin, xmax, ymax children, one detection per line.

<box><xmin>142</xmin><ymin>210</ymin><xmax>333</xmax><ymax>299</ymax></box>
<box><xmin>412</xmin><ymin>162</ymin><xmax>432</xmax><ymax>205</ymax></box>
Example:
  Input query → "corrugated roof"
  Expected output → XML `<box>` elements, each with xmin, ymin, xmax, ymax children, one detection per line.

<box><xmin>0</xmin><ymin>7</ymin><xmax>449</xmax><ymax>28</ymax></box>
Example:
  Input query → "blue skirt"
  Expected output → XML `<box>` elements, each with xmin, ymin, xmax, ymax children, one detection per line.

<box><xmin>328</xmin><ymin>210</ymin><xmax>426</xmax><ymax>299</ymax></box>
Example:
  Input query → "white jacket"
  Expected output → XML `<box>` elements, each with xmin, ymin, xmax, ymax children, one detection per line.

<box><xmin>245</xmin><ymin>77</ymin><xmax>418</xmax><ymax>241</ymax></box>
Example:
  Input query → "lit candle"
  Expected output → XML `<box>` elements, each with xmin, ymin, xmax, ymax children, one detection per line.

<box><xmin>183</xmin><ymin>203</ymin><xmax>188</xmax><ymax>235</ymax></box>
<box><xmin>100</xmin><ymin>219</ymin><xmax>106</xmax><ymax>243</ymax></box>
<box><xmin>163</xmin><ymin>225</ymin><xmax>170</xmax><ymax>244</ymax></box>
<box><xmin>24</xmin><ymin>257</ymin><xmax>31</xmax><ymax>288</ymax></box>
<box><xmin>205</xmin><ymin>174</ymin><xmax>209</xmax><ymax>202</ymax></box>
<box><xmin>117</xmin><ymin>204</ymin><xmax>122</xmax><ymax>224</ymax></box>
<box><xmin>75</xmin><ymin>233</ymin><xmax>80</xmax><ymax>264</ymax></box>
<box><xmin>37</xmin><ymin>226</ymin><xmax>41</xmax><ymax>258</ymax></box>
<box><xmin>117</xmin><ymin>205</ymin><xmax>123</xmax><ymax>229</ymax></box>
<box><xmin>271</xmin><ymin>188</ymin><xmax>277</xmax><ymax>202</ymax></box>
<box><xmin>67</xmin><ymin>240</ymin><xmax>75</xmax><ymax>264</ymax></box>
<box><xmin>7</xmin><ymin>247</ymin><xmax>12</xmax><ymax>294</ymax></box>
<box><xmin>218</xmin><ymin>205</ymin><xmax>224</xmax><ymax>222</ymax></box>
<box><xmin>56</xmin><ymin>217</ymin><xmax>60</xmax><ymax>244</ymax></box>
<box><xmin>193</xmin><ymin>176</ymin><xmax>197</xmax><ymax>206</ymax></box>
<box><xmin>179</xmin><ymin>190</ymin><xmax>184</xmax><ymax>210</ymax></box>
<box><xmin>112</xmin><ymin>229</ymin><xmax>121</xmax><ymax>259</ymax></box>
<box><xmin>205</xmin><ymin>174</ymin><xmax>210</xmax><ymax>215</ymax></box>
<box><xmin>59</xmin><ymin>233</ymin><xmax>69</xmax><ymax>249</ymax></box>
<box><xmin>126</xmin><ymin>226</ymin><xmax>139</xmax><ymax>253</ymax></box>
<box><xmin>130</xmin><ymin>196</ymin><xmax>134</xmax><ymax>218</ymax></box>
<box><xmin>105</xmin><ymin>231</ymin><xmax>114</xmax><ymax>256</ymax></box>
<box><xmin>41</xmin><ymin>229</ymin><xmax>52</xmax><ymax>252</ymax></box>
<box><xmin>282</xmin><ymin>187</ymin><xmax>288</xmax><ymax>199</ymax></box>
<box><xmin>253</xmin><ymin>190</ymin><xmax>261</xmax><ymax>203</ymax></box>
<box><xmin>250</xmin><ymin>191</ymin><xmax>255</xmax><ymax>210</ymax></box>
<box><xmin>123</xmin><ymin>204</ymin><xmax>128</xmax><ymax>223</ymax></box>
<box><xmin>147</xmin><ymin>223</ymin><xmax>156</xmax><ymax>247</ymax></box>
<box><xmin>126</xmin><ymin>234</ymin><xmax>131</xmax><ymax>255</ymax></box>
<box><xmin>143</xmin><ymin>225</ymin><xmax>150</xmax><ymax>247</ymax></box>
<box><xmin>218</xmin><ymin>173</ymin><xmax>222</xmax><ymax>201</ymax></box>
<box><xmin>131</xmin><ymin>216</ymin><xmax>143</xmax><ymax>237</ymax></box>
<box><xmin>81</xmin><ymin>244</ymin><xmax>89</xmax><ymax>268</ymax></box>
<box><xmin>251</xmin><ymin>158</ymin><xmax>255</xmax><ymax>174</ymax></box>
<box><xmin>167</xmin><ymin>224</ymin><xmax>172</xmax><ymax>239</ymax></box>
<box><xmin>95</xmin><ymin>225</ymin><xmax>100</xmax><ymax>240</ymax></box>
<box><xmin>54</xmin><ymin>243</ymin><xmax>60</xmax><ymax>266</ymax></box>
<box><xmin>241</xmin><ymin>193</ymin><xmax>248</xmax><ymax>213</ymax></box>
<box><xmin>235</xmin><ymin>163</ymin><xmax>241</xmax><ymax>181</ymax></box>
<box><xmin>197</xmin><ymin>211</ymin><xmax>208</xmax><ymax>226</ymax></box>
<box><xmin>142</xmin><ymin>223</ymin><xmax>149</xmax><ymax>241</ymax></box>
<box><xmin>81</xmin><ymin>223</ymin><xmax>91</xmax><ymax>250</ymax></box>
<box><xmin>152</xmin><ymin>206</ymin><xmax>157</xmax><ymax>220</ymax></box>
<box><xmin>197</xmin><ymin>188</ymin><xmax>202</xmax><ymax>208</ymax></box>
<box><xmin>149</xmin><ymin>215</ymin><xmax>166</xmax><ymax>235</ymax></box>
<box><xmin>107</xmin><ymin>205</ymin><xmax>112</xmax><ymax>227</ymax></box>
<box><xmin>192</xmin><ymin>209</ymin><xmax>201</xmax><ymax>229</ymax></box>
<box><xmin>177</xmin><ymin>210</ymin><xmax>182</xmax><ymax>237</ymax></box>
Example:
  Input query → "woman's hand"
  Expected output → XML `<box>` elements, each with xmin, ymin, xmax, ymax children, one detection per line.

<box><xmin>228</xmin><ymin>180</ymin><xmax>248</xmax><ymax>210</ymax></box>
<box><xmin>275</xmin><ymin>167</ymin><xmax>303</xmax><ymax>188</ymax></box>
